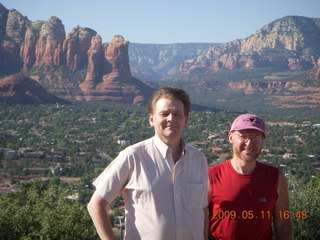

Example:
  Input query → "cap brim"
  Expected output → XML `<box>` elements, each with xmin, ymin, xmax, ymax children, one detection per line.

<box><xmin>232</xmin><ymin>127</ymin><xmax>266</xmax><ymax>137</ymax></box>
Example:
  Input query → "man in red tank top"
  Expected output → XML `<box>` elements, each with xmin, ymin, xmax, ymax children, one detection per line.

<box><xmin>208</xmin><ymin>114</ymin><xmax>293</xmax><ymax>240</ymax></box>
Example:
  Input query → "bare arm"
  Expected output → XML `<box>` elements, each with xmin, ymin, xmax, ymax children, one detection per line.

<box><xmin>87</xmin><ymin>191</ymin><xmax>117</xmax><ymax>240</ymax></box>
<box><xmin>273</xmin><ymin>172</ymin><xmax>293</xmax><ymax>240</ymax></box>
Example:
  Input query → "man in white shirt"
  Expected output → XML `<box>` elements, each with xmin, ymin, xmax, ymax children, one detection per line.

<box><xmin>87</xmin><ymin>87</ymin><xmax>208</xmax><ymax>240</ymax></box>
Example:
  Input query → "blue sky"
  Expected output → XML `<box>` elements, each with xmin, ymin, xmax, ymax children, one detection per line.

<box><xmin>1</xmin><ymin>0</ymin><xmax>320</xmax><ymax>44</ymax></box>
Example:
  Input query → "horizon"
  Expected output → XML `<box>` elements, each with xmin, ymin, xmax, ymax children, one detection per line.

<box><xmin>1</xmin><ymin>0</ymin><xmax>320</xmax><ymax>44</ymax></box>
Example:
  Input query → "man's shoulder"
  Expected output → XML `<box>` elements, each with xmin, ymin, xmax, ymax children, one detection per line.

<box><xmin>185</xmin><ymin>143</ymin><xmax>206</xmax><ymax>159</ymax></box>
<box><xmin>208</xmin><ymin>160</ymin><xmax>230</xmax><ymax>181</ymax></box>
<box><xmin>121</xmin><ymin>137</ymin><xmax>152</xmax><ymax>153</ymax></box>
<box><xmin>209</xmin><ymin>160</ymin><xmax>229</xmax><ymax>171</ymax></box>
<box><xmin>185</xmin><ymin>143</ymin><xmax>203</xmax><ymax>153</ymax></box>
<box><xmin>256</xmin><ymin>160</ymin><xmax>279</xmax><ymax>174</ymax></box>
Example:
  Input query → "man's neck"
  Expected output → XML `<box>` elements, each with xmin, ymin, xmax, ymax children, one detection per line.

<box><xmin>156</xmin><ymin>135</ymin><xmax>183</xmax><ymax>163</ymax></box>
<box><xmin>230</xmin><ymin>157</ymin><xmax>256</xmax><ymax>175</ymax></box>
<box><xmin>172</xmin><ymin>143</ymin><xmax>183</xmax><ymax>163</ymax></box>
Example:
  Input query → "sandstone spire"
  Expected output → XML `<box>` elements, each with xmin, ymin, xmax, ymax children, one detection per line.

<box><xmin>80</xmin><ymin>35</ymin><xmax>153</xmax><ymax>103</ymax></box>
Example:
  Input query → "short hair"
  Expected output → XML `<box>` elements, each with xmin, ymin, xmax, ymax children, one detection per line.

<box><xmin>148</xmin><ymin>87</ymin><xmax>191</xmax><ymax>116</ymax></box>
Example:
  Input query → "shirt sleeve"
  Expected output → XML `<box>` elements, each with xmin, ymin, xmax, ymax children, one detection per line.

<box><xmin>93</xmin><ymin>149</ymin><xmax>132</xmax><ymax>202</ymax></box>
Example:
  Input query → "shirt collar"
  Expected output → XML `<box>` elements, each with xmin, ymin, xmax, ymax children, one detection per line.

<box><xmin>153</xmin><ymin>135</ymin><xmax>186</xmax><ymax>159</ymax></box>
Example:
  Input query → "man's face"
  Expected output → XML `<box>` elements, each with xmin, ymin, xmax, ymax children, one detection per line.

<box><xmin>149</xmin><ymin>97</ymin><xmax>188</xmax><ymax>144</ymax></box>
<box><xmin>229</xmin><ymin>129</ymin><xmax>264</xmax><ymax>163</ymax></box>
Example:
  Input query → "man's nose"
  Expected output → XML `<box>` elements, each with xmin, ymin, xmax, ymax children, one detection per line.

<box><xmin>245</xmin><ymin>138</ymin><xmax>255</xmax><ymax>146</ymax></box>
<box><xmin>167</xmin><ymin>113</ymin><xmax>175</xmax><ymax>121</ymax></box>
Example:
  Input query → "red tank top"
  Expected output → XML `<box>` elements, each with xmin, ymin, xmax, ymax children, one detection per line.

<box><xmin>208</xmin><ymin>160</ymin><xmax>279</xmax><ymax>240</ymax></box>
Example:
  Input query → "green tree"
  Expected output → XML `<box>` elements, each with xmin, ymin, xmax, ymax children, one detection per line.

<box><xmin>289</xmin><ymin>175</ymin><xmax>320</xmax><ymax>240</ymax></box>
<box><xmin>0</xmin><ymin>180</ymin><xmax>99</xmax><ymax>240</ymax></box>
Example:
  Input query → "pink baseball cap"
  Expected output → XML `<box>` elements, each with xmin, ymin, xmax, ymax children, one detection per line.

<box><xmin>230</xmin><ymin>113</ymin><xmax>266</xmax><ymax>137</ymax></box>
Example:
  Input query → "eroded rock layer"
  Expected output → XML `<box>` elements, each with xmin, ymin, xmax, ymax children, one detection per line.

<box><xmin>0</xmin><ymin>4</ymin><xmax>152</xmax><ymax>104</ymax></box>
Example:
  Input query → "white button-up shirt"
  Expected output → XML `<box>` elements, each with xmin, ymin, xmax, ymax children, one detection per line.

<box><xmin>94</xmin><ymin>135</ymin><xmax>208</xmax><ymax>240</ymax></box>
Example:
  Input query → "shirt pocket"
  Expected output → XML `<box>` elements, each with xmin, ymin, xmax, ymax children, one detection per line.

<box><xmin>187</xmin><ymin>183</ymin><xmax>204</xmax><ymax>209</ymax></box>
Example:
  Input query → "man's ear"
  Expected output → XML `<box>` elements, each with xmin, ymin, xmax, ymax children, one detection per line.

<box><xmin>228</xmin><ymin>132</ymin><xmax>233</xmax><ymax>143</ymax></box>
<box><xmin>149</xmin><ymin>114</ymin><xmax>154</xmax><ymax>127</ymax></box>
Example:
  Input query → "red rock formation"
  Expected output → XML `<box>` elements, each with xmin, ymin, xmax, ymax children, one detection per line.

<box><xmin>4</xmin><ymin>9</ymin><xmax>28</xmax><ymax>57</ymax></box>
<box><xmin>181</xmin><ymin>16</ymin><xmax>320</xmax><ymax>74</ymax></box>
<box><xmin>0</xmin><ymin>74</ymin><xmax>66</xmax><ymax>104</ymax></box>
<box><xmin>220</xmin><ymin>54</ymin><xmax>239</xmax><ymax>70</ymax></box>
<box><xmin>305</xmin><ymin>57</ymin><xmax>320</xmax><ymax>84</ymax></box>
<box><xmin>20</xmin><ymin>21</ymin><xmax>44</xmax><ymax>71</ymax></box>
<box><xmin>0</xmin><ymin>7</ymin><xmax>27</xmax><ymax>73</ymax></box>
<box><xmin>228</xmin><ymin>81</ymin><xmax>299</xmax><ymax>95</ymax></box>
<box><xmin>63</xmin><ymin>26</ymin><xmax>97</xmax><ymax>71</ymax></box>
<box><xmin>79</xmin><ymin>35</ymin><xmax>103</xmax><ymax>92</ymax></box>
<box><xmin>33</xmin><ymin>17</ymin><xmax>65</xmax><ymax>70</ymax></box>
<box><xmin>80</xmin><ymin>35</ymin><xmax>153</xmax><ymax>103</ymax></box>
<box><xmin>1</xmin><ymin>5</ymin><xmax>152</xmax><ymax>103</ymax></box>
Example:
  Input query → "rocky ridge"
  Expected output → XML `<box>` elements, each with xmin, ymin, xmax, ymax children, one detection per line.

<box><xmin>129</xmin><ymin>43</ymin><xmax>215</xmax><ymax>79</ymax></box>
<box><xmin>225</xmin><ymin>60</ymin><xmax>320</xmax><ymax>108</ymax></box>
<box><xmin>180</xmin><ymin>16</ymin><xmax>320</xmax><ymax>74</ymax></box>
<box><xmin>228</xmin><ymin>56</ymin><xmax>320</xmax><ymax>93</ymax></box>
<box><xmin>0</xmin><ymin>4</ymin><xmax>152</xmax><ymax>104</ymax></box>
<box><xmin>0</xmin><ymin>3</ymin><xmax>319</xmax><ymax>110</ymax></box>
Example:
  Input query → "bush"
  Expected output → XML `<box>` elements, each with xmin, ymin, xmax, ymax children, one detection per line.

<box><xmin>289</xmin><ymin>175</ymin><xmax>320</xmax><ymax>240</ymax></box>
<box><xmin>0</xmin><ymin>180</ymin><xmax>99</xmax><ymax>240</ymax></box>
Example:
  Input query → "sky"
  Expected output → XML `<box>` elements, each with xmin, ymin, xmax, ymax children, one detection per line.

<box><xmin>1</xmin><ymin>0</ymin><xmax>320</xmax><ymax>44</ymax></box>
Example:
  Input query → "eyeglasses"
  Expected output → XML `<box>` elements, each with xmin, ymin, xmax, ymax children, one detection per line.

<box><xmin>233</xmin><ymin>132</ymin><xmax>263</xmax><ymax>143</ymax></box>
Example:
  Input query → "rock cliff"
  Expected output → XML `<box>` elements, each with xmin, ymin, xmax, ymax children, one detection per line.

<box><xmin>0</xmin><ymin>4</ymin><xmax>152</xmax><ymax>104</ymax></box>
<box><xmin>228</xmin><ymin>81</ymin><xmax>299</xmax><ymax>95</ymax></box>
<box><xmin>225</xmin><ymin>64</ymin><xmax>320</xmax><ymax>108</ymax></box>
<box><xmin>307</xmin><ymin>57</ymin><xmax>320</xmax><ymax>83</ymax></box>
<box><xmin>80</xmin><ymin>35</ymin><xmax>153</xmax><ymax>103</ymax></box>
<box><xmin>0</xmin><ymin>6</ymin><xmax>26</xmax><ymax>75</ymax></box>
<box><xmin>180</xmin><ymin>16</ymin><xmax>320</xmax><ymax>74</ymax></box>
<box><xmin>63</xmin><ymin>26</ymin><xmax>97</xmax><ymax>71</ymax></box>
<box><xmin>1</xmin><ymin>3</ymin><xmax>319</xmax><ymax>108</ymax></box>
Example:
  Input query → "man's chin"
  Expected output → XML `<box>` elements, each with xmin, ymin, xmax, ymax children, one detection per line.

<box><xmin>164</xmin><ymin>127</ymin><xmax>177</xmax><ymax>133</ymax></box>
<box><xmin>165</xmin><ymin>126</ymin><xmax>178</xmax><ymax>131</ymax></box>
<box><xmin>241</xmin><ymin>152</ymin><xmax>259</xmax><ymax>162</ymax></box>
<box><xmin>164</xmin><ymin>130</ymin><xmax>181</xmax><ymax>138</ymax></box>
